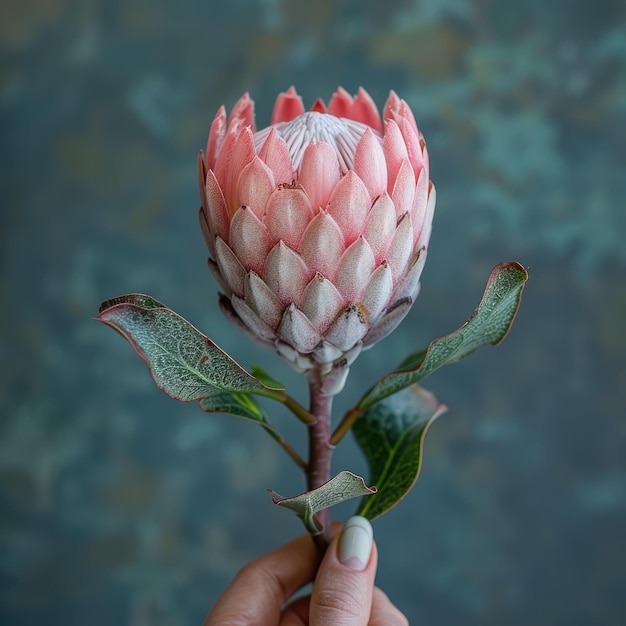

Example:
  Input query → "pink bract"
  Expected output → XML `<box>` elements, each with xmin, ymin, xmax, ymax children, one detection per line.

<box><xmin>198</xmin><ymin>86</ymin><xmax>435</xmax><ymax>394</ymax></box>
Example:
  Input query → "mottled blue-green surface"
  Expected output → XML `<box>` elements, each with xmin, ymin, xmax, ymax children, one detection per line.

<box><xmin>2</xmin><ymin>0</ymin><xmax>625</xmax><ymax>624</ymax></box>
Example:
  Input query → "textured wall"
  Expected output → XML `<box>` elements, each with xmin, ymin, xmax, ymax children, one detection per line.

<box><xmin>1</xmin><ymin>0</ymin><xmax>625</xmax><ymax>624</ymax></box>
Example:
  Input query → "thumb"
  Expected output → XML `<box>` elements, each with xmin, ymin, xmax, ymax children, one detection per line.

<box><xmin>310</xmin><ymin>516</ymin><xmax>377</xmax><ymax>626</ymax></box>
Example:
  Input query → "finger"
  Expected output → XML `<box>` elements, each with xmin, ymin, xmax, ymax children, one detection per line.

<box><xmin>369</xmin><ymin>587</ymin><xmax>409</xmax><ymax>626</ymax></box>
<box><xmin>280</xmin><ymin>595</ymin><xmax>310</xmax><ymax>625</ymax></box>
<box><xmin>204</xmin><ymin>532</ymin><xmax>318</xmax><ymax>626</ymax></box>
<box><xmin>310</xmin><ymin>516</ymin><xmax>377</xmax><ymax>626</ymax></box>
<box><xmin>278</xmin><ymin>520</ymin><xmax>366</xmax><ymax>626</ymax></box>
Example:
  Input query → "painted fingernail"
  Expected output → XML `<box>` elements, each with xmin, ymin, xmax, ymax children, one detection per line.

<box><xmin>338</xmin><ymin>516</ymin><xmax>373</xmax><ymax>571</ymax></box>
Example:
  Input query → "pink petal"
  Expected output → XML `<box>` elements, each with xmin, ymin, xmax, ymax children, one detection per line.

<box><xmin>400</xmin><ymin>116</ymin><xmax>425</xmax><ymax>179</ymax></box>
<box><xmin>211</xmin><ymin>121</ymin><xmax>241</xmax><ymax>209</ymax></box>
<box><xmin>215</xmin><ymin>237</ymin><xmax>245</xmax><ymax>297</ymax></box>
<box><xmin>226</xmin><ymin>126</ymin><xmax>256</xmax><ymax>205</ymax></box>
<box><xmin>198</xmin><ymin>151</ymin><xmax>208</xmax><ymax>214</ymax></box>
<box><xmin>229</xmin><ymin>206</ymin><xmax>272</xmax><ymax>274</ymax></box>
<box><xmin>212</xmin><ymin>95</ymin><xmax>257</xmax><ymax>200</ymax></box>
<box><xmin>354</xmin><ymin>127</ymin><xmax>387</xmax><ymax>201</ymax></box>
<box><xmin>231</xmin><ymin>294</ymin><xmax>276</xmax><ymax>344</ymax></box>
<box><xmin>361</xmin><ymin>261</ymin><xmax>393</xmax><ymax>323</ymax></box>
<box><xmin>362</xmin><ymin>193</ymin><xmax>396</xmax><ymax>263</ymax></box>
<box><xmin>300</xmin><ymin>211</ymin><xmax>345</xmax><ymax>278</ymax></box>
<box><xmin>320</xmin><ymin>361</ymin><xmax>351</xmax><ymax>395</ymax></box>
<box><xmin>264</xmin><ymin>241</ymin><xmax>310</xmax><ymax>306</ymax></box>
<box><xmin>298</xmin><ymin>142</ymin><xmax>341</xmax><ymax>212</ymax></box>
<box><xmin>328</xmin><ymin>87</ymin><xmax>354</xmax><ymax>119</ymax></box>
<box><xmin>411</xmin><ymin>166</ymin><xmax>429</xmax><ymax>245</ymax></box>
<box><xmin>219</xmin><ymin>293</ymin><xmax>274</xmax><ymax>347</ymax></box>
<box><xmin>342</xmin><ymin>341</ymin><xmax>363</xmax><ymax>366</ymax></box>
<box><xmin>301</xmin><ymin>273</ymin><xmax>345</xmax><ymax>332</ymax></box>
<box><xmin>258</xmin><ymin>128</ymin><xmax>294</xmax><ymax>186</ymax></box>
<box><xmin>236</xmin><ymin>156</ymin><xmax>275</xmax><ymax>221</ymax></box>
<box><xmin>383</xmin><ymin>93</ymin><xmax>426</xmax><ymax>179</ymax></box>
<box><xmin>394</xmin><ymin>247</ymin><xmax>427</xmax><ymax>302</ymax></box>
<box><xmin>382</xmin><ymin>90</ymin><xmax>402</xmax><ymax>123</ymax></box>
<box><xmin>351</xmin><ymin>87</ymin><xmax>382</xmax><ymax>132</ymax></box>
<box><xmin>326</xmin><ymin>171</ymin><xmax>370</xmax><ymax>246</ymax></box>
<box><xmin>417</xmin><ymin>183</ymin><xmax>436</xmax><ymax>249</ymax></box>
<box><xmin>203</xmin><ymin>169</ymin><xmax>230</xmax><ymax>242</ymax></box>
<box><xmin>244</xmin><ymin>271</ymin><xmax>283</xmax><ymax>329</ymax></box>
<box><xmin>383</xmin><ymin>91</ymin><xmax>418</xmax><ymax>132</ymax></box>
<box><xmin>213</xmin><ymin>125</ymin><xmax>255</xmax><ymax>214</ymax></box>
<box><xmin>391</xmin><ymin>159</ymin><xmax>416</xmax><ymax>219</ymax></box>
<box><xmin>208</xmin><ymin>258</ymin><xmax>229</xmax><ymax>294</ymax></box>
<box><xmin>264</xmin><ymin>185</ymin><xmax>313</xmax><ymax>249</ymax></box>
<box><xmin>277</xmin><ymin>304</ymin><xmax>321</xmax><ymax>353</ymax></box>
<box><xmin>312</xmin><ymin>341</ymin><xmax>344</xmax><ymax>364</ymax></box>
<box><xmin>205</xmin><ymin>105</ymin><xmax>227</xmax><ymax>171</ymax></box>
<box><xmin>399</xmin><ymin>98</ymin><xmax>419</xmax><ymax>132</ymax></box>
<box><xmin>275</xmin><ymin>341</ymin><xmax>313</xmax><ymax>372</ymax></box>
<box><xmin>198</xmin><ymin>208</ymin><xmax>216</xmax><ymax>259</ymax></box>
<box><xmin>310</xmin><ymin>98</ymin><xmax>327</xmax><ymax>113</ymax></box>
<box><xmin>324</xmin><ymin>303</ymin><xmax>369</xmax><ymax>352</ymax></box>
<box><xmin>228</xmin><ymin>92</ymin><xmax>256</xmax><ymax>133</ymax></box>
<box><xmin>386</xmin><ymin>213</ymin><xmax>414</xmax><ymax>282</ymax></box>
<box><xmin>271</xmin><ymin>86</ymin><xmax>305</xmax><ymax>124</ymax></box>
<box><xmin>335</xmin><ymin>237</ymin><xmax>376</xmax><ymax>302</ymax></box>
<box><xmin>362</xmin><ymin>296</ymin><xmax>412</xmax><ymax>348</ymax></box>
<box><xmin>422</xmin><ymin>137</ymin><xmax>430</xmax><ymax>173</ymax></box>
<box><xmin>383</xmin><ymin>119</ymin><xmax>409</xmax><ymax>192</ymax></box>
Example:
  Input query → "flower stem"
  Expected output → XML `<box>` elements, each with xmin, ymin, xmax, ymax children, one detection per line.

<box><xmin>307</xmin><ymin>368</ymin><xmax>335</xmax><ymax>547</ymax></box>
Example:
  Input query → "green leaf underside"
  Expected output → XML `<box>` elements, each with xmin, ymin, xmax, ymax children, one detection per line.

<box><xmin>270</xmin><ymin>471</ymin><xmax>377</xmax><ymax>534</ymax></box>
<box><xmin>199</xmin><ymin>392</ymin><xmax>283</xmax><ymax>440</ymax></box>
<box><xmin>200</xmin><ymin>391</ymin><xmax>263</xmax><ymax>421</ymax></box>
<box><xmin>359</xmin><ymin>262</ymin><xmax>528</xmax><ymax>410</ymax></box>
<box><xmin>354</xmin><ymin>385</ymin><xmax>447</xmax><ymax>520</ymax></box>
<box><xmin>97</xmin><ymin>294</ymin><xmax>267</xmax><ymax>402</ymax></box>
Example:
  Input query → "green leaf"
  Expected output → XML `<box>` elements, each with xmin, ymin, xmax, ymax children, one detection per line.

<box><xmin>354</xmin><ymin>384</ymin><xmax>447</xmax><ymax>520</ymax></box>
<box><xmin>270</xmin><ymin>471</ymin><xmax>378</xmax><ymax>534</ymax></box>
<box><xmin>199</xmin><ymin>392</ymin><xmax>266</xmax><ymax>421</ymax></box>
<box><xmin>249</xmin><ymin>365</ymin><xmax>285</xmax><ymax>391</ymax></box>
<box><xmin>98</xmin><ymin>295</ymin><xmax>306</xmax><ymax>467</ymax></box>
<box><xmin>199</xmin><ymin>392</ymin><xmax>283</xmax><ymax>439</ymax></box>
<box><xmin>97</xmin><ymin>294</ymin><xmax>268</xmax><ymax>402</ymax></box>
<box><xmin>359</xmin><ymin>261</ymin><xmax>527</xmax><ymax>410</ymax></box>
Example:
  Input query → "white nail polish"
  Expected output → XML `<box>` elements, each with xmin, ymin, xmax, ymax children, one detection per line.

<box><xmin>339</xmin><ymin>516</ymin><xmax>373</xmax><ymax>571</ymax></box>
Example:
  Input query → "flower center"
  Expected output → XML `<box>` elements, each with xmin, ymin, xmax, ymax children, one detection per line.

<box><xmin>254</xmin><ymin>111</ymin><xmax>380</xmax><ymax>174</ymax></box>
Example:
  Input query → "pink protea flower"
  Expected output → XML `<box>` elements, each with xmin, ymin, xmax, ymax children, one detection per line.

<box><xmin>198</xmin><ymin>86</ymin><xmax>435</xmax><ymax>394</ymax></box>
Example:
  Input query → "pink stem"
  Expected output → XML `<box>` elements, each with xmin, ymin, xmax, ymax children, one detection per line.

<box><xmin>307</xmin><ymin>367</ymin><xmax>335</xmax><ymax>545</ymax></box>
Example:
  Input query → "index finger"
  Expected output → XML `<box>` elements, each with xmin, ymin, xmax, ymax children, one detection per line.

<box><xmin>204</xmin><ymin>532</ymin><xmax>319</xmax><ymax>626</ymax></box>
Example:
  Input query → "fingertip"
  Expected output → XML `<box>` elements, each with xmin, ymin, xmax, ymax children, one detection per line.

<box><xmin>309</xmin><ymin>517</ymin><xmax>378</xmax><ymax>624</ymax></box>
<box><xmin>338</xmin><ymin>516</ymin><xmax>374</xmax><ymax>571</ymax></box>
<box><xmin>370</xmin><ymin>587</ymin><xmax>409</xmax><ymax>626</ymax></box>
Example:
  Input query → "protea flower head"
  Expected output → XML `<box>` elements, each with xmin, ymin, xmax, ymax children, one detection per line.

<box><xmin>198</xmin><ymin>86</ymin><xmax>435</xmax><ymax>394</ymax></box>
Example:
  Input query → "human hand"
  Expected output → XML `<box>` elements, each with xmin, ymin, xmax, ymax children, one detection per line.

<box><xmin>203</xmin><ymin>516</ymin><xmax>408</xmax><ymax>625</ymax></box>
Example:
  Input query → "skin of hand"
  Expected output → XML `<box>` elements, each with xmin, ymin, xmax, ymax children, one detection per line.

<box><xmin>203</xmin><ymin>516</ymin><xmax>408</xmax><ymax>626</ymax></box>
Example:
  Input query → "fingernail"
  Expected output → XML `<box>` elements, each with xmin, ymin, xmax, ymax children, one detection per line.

<box><xmin>338</xmin><ymin>516</ymin><xmax>373</xmax><ymax>571</ymax></box>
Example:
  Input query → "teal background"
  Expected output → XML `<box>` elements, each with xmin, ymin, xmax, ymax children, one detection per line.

<box><xmin>2</xmin><ymin>0</ymin><xmax>625</xmax><ymax>623</ymax></box>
